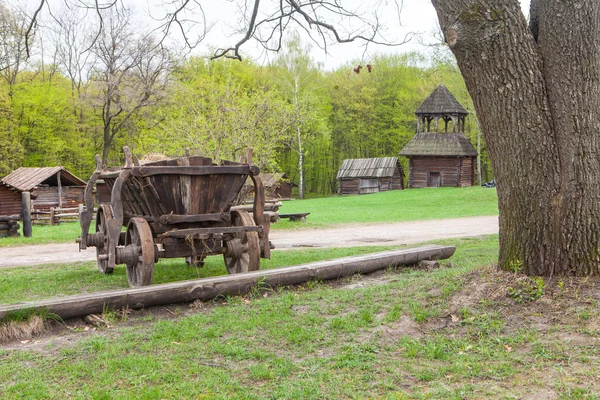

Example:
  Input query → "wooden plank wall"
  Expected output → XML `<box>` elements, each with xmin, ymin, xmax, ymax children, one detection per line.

<box><xmin>409</xmin><ymin>157</ymin><xmax>462</xmax><ymax>188</ymax></box>
<box><xmin>0</xmin><ymin>184</ymin><xmax>22</xmax><ymax>216</ymax></box>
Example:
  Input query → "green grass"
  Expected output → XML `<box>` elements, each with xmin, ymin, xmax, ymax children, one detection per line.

<box><xmin>275</xmin><ymin>186</ymin><xmax>497</xmax><ymax>229</ymax></box>
<box><xmin>0</xmin><ymin>187</ymin><xmax>497</xmax><ymax>245</ymax></box>
<box><xmin>0</xmin><ymin>221</ymin><xmax>85</xmax><ymax>247</ymax></box>
<box><xmin>2</xmin><ymin>234</ymin><xmax>599</xmax><ymax>398</ymax></box>
<box><xmin>0</xmin><ymin>236</ymin><xmax>500</xmax><ymax>398</ymax></box>
<box><xmin>2</xmin><ymin>235</ymin><xmax>600</xmax><ymax>398</ymax></box>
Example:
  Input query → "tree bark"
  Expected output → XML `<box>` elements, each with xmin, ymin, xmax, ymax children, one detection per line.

<box><xmin>431</xmin><ymin>0</ymin><xmax>600</xmax><ymax>276</ymax></box>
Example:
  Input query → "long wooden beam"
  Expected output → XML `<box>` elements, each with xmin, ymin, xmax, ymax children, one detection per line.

<box><xmin>0</xmin><ymin>245</ymin><xmax>455</xmax><ymax>321</ymax></box>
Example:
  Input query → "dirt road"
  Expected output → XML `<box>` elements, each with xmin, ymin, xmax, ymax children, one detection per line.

<box><xmin>0</xmin><ymin>216</ymin><xmax>498</xmax><ymax>268</ymax></box>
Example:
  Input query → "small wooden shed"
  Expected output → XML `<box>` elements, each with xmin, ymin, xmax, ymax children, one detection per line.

<box><xmin>399</xmin><ymin>84</ymin><xmax>477</xmax><ymax>188</ymax></box>
<box><xmin>0</xmin><ymin>167</ymin><xmax>86</xmax><ymax>215</ymax></box>
<box><xmin>336</xmin><ymin>157</ymin><xmax>404</xmax><ymax>195</ymax></box>
<box><xmin>260</xmin><ymin>172</ymin><xmax>295</xmax><ymax>199</ymax></box>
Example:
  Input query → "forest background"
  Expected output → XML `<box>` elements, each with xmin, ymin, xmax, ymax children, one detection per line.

<box><xmin>0</xmin><ymin>3</ymin><xmax>491</xmax><ymax>197</ymax></box>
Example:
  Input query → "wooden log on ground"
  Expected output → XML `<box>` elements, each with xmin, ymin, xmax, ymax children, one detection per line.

<box><xmin>418</xmin><ymin>260</ymin><xmax>440</xmax><ymax>268</ymax></box>
<box><xmin>0</xmin><ymin>215</ymin><xmax>20</xmax><ymax>222</ymax></box>
<box><xmin>0</xmin><ymin>245</ymin><xmax>455</xmax><ymax>321</ymax></box>
<box><xmin>264</xmin><ymin>211</ymin><xmax>279</xmax><ymax>223</ymax></box>
<box><xmin>232</xmin><ymin>202</ymin><xmax>282</xmax><ymax>213</ymax></box>
<box><xmin>0</xmin><ymin>223</ymin><xmax>9</xmax><ymax>230</ymax></box>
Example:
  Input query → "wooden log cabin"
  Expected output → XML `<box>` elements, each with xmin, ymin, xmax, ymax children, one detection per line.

<box><xmin>0</xmin><ymin>167</ymin><xmax>86</xmax><ymax>216</ymax></box>
<box><xmin>261</xmin><ymin>172</ymin><xmax>295</xmax><ymax>199</ymax></box>
<box><xmin>336</xmin><ymin>157</ymin><xmax>404</xmax><ymax>195</ymax></box>
<box><xmin>399</xmin><ymin>84</ymin><xmax>477</xmax><ymax>188</ymax></box>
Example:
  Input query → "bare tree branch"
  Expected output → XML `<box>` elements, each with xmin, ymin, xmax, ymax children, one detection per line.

<box><xmin>24</xmin><ymin>0</ymin><xmax>411</xmax><ymax>62</ymax></box>
<box><xmin>212</xmin><ymin>0</ymin><xmax>262</xmax><ymax>60</ymax></box>
<box><xmin>24</xmin><ymin>0</ymin><xmax>45</xmax><ymax>57</ymax></box>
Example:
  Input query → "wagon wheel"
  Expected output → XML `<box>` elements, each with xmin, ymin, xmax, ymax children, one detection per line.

<box><xmin>124</xmin><ymin>217</ymin><xmax>155</xmax><ymax>287</ymax></box>
<box><xmin>95</xmin><ymin>204</ymin><xmax>113</xmax><ymax>274</ymax></box>
<box><xmin>223</xmin><ymin>210</ymin><xmax>260</xmax><ymax>274</ymax></box>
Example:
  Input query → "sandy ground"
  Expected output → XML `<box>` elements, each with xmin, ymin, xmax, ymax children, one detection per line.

<box><xmin>0</xmin><ymin>216</ymin><xmax>498</xmax><ymax>268</ymax></box>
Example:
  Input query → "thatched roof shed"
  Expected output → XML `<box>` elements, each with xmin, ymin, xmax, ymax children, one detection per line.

<box><xmin>0</xmin><ymin>167</ymin><xmax>86</xmax><ymax>215</ymax></box>
<box><xmin>1</xmin><ymin>167</ymin><xmax>85</xmax><ymax>191</ymax></box>
<box><xmin>336</xmin><ymin>157</ymin><xmax>404</xmax><ymax>195</ymax></box>
<box><xmin>260</xmin><ymin>172</ymin><xmax>295</xmax><ymax>199</ymax></box>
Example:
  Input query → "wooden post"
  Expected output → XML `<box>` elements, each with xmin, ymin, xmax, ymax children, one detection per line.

<box><xmin>57</xmin><ymin>170</ymin><xmax>62</xmax><ymax>209</ymax></box>
<box><xmin>50</xmin><ymin>207</ymin><xmax>56</xmax><ymax>225</ymax></box>
<box><xmin>21</xmin><ymin>191</ymin><xmax>32</xmax><ymax>237</ymax></box>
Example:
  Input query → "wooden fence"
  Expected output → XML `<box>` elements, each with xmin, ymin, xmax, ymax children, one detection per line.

<box><xmin>32</xmin><ymin>206</ymin><xmax>87</xmax><ymax>225</ymax></box>
<box><xmin>31</xmin><ymin>201</ymin><xmax>282</xmax><ymax>225</ymax></box>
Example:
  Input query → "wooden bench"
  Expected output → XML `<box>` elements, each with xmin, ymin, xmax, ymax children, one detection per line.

<box><xmin>279</xmin><ymin>212</ymin><xmax>310</xmax><ymax>222</ymax></box>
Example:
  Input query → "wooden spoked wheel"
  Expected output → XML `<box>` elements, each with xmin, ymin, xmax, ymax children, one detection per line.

<box><xmin>224</xmin><ymin>210</ymin><xmax>260</xmax><ymax>274</ymax></box>
<box><xmin>95</xmin><ymin>204</ymin><xmax>113</xmax><ymax>274</ymax></box>
<box><xmin>124</xmin><ymin>217</ymin><xmax>155</xmax><ymax>287</ymax></box>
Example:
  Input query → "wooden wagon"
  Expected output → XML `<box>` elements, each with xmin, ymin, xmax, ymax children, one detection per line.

<box><xmin>77</xmin><ymin>147</ymin><xmax>270</xmax><ymax>287</ymax></box>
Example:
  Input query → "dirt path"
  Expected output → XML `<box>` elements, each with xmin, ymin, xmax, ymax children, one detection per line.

<box><xmin>0</xmin><ymin>216</ymin><xmax>498</xmax><ymax>268</ymax></box>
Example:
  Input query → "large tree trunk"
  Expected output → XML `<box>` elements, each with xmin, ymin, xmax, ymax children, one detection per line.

<box><xmin>431</xmin><ymin>0</ymin><xmax>600</xmax><ymax>276</ymax></box>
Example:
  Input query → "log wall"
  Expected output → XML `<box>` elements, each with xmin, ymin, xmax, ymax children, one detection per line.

<box><xmin>0</xmin><ymin>184</ymin><xmax>22</xmax><ymax>217</ymax></box>
<box><xmin>408</xmin><ymin>156</ymin><xmax>475</xmax><ymax>188</ymax></box>
<box><xmin>31</xmin><ymin>186</ymin><xmax>85</xmax><ymax>212</ymax></box>
<box><xmin>338</xmin><ymin>169</ymin><xmax>404</xmax><ymax>195</ymax></box>
<box><xmin>0</xmin><ymin>215</ymin><xmax>20</xmax><ymax>237</ymax></box>
<box><xmin>273</xmin><ymin>182</ymin><xmax>293</xmax><ymax>199</ymax></box>
<box><xmin>459</xmin><ymin>157</ymin><xmax>475</xmax><ymax>187</ymax></box>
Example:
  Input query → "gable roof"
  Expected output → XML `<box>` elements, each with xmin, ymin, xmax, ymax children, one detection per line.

<box><xmin>336</xmin><ymin>157</ymin><xmax>402</xmax><ymax>179</ymax></box>
<box><xmin>415</xmin><ymin>84</ymin><xmax>468</xmax><ymax>116</ymax></box>
<box><xmin>1</xmin><ymin>167</ymin><xmax>86</xmax><ymax>192</ymax></box>
<box><xmin>399</xmin><ymin>133</ymin><xmax>478</xmax><ymax>157</ymax></box>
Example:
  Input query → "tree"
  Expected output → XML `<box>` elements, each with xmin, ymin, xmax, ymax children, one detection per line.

<box><xmin>139</xmin><ymin>57</ymin><xmax>290</xmax><ymax>170</ymax></box>
<box><xmin>88</xmin><ymin>6</ymin><xmax>174</xmax><ymax>166</ymax></box>
<box><xmin>0</xmin><ymin>3</ymin><xmax>29</xmax><ymax>99</ymax></box>
<box><xmin>430</xmin><ymin>0</ymin><xmax>600</xmax><ymax>276</ymax></box>
<box><xmin>272</xmin><ymin>33</ymin><xmax>328</xmax><ymax>199</ymax></box>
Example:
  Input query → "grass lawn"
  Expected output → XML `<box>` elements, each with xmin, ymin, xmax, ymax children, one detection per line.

<box><xmin>275</xmin><ymin>186</ymin><xmax>498</xmax><ymax>229</ymax></box>
<box><xmin>1</xmin><ymin>234</ymin><xmax>600</xmax><ymax>398</ymax></box>
<box><xmin>0</xmin><ymin>187</ymin><xmax>498</xmax><ymax>247</ymax></box>
<box><xmin>0</xmin><ymin>221</ymin><xmax>84</xmax><ymax>248</ymax></box>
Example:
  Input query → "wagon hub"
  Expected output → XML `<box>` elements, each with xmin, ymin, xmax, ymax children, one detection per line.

<box><xmin>225</xmin><ymin>237</ymin><xmax>244</xmax><ymax>259</ymax></box>
<box><xmin>86</xmin><ymin>231</ymin><xmax>105</xmax><ymax>248</ymax></box>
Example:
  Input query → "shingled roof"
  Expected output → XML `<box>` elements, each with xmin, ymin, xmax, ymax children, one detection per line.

<box><xmin>399</xmin><ymin>133</ymin><xmax>478</xmax><ymax>157</ymax></box>
<box><xmin>415</xmin><ymin>84</ymin><xmax>468</xmax><ymax>116</ymax></box>
<box><xmin>336</xmin><ymin>157</ymin><xmax>402</xmax><ymax>179</ymax></box>
<box><xmin>1</xmin><ymin>167</ymin><xmax>86</xmax><ymax>192</ymax></box>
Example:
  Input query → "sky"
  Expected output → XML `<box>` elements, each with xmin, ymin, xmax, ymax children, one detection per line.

<box><xmin>32</xmin><ymin>0</ymin><xmax>531</xmax><ymax>70</ymax></box>
<box><xmin>166</xmin><ymin>0</ymin><xmax>532</xmax><ymax>70</ymax></box>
